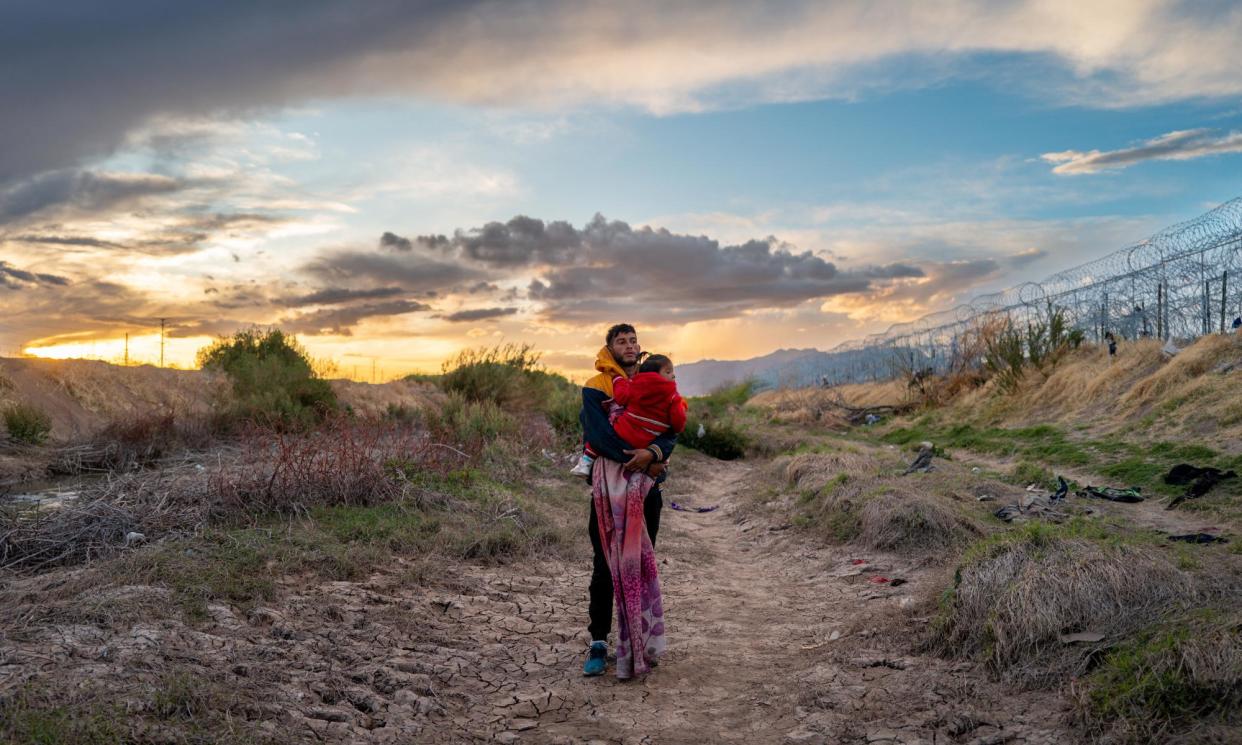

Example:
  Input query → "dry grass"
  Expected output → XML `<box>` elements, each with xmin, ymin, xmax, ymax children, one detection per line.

<box><xmin>930</xmin><ymin>524</ymin><xmax>1231</xmax><ymax>687</ymax></box>
<box><xmin>857</xmin><ymin>491</ymin><xmax>982</xmax><ymax>553</ymax></box>
<box><xmin>783</xmin><ymin>451</ymin><xmax>984</xmax><ymax>554</ymax></box>
<box><xmin>1074</xmin><ymin>608</ymin><xmax>1242</xmax><ymax>744</ymax></box>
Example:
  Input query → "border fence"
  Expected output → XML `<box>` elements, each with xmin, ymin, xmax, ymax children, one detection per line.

<box><xmin>817</xmin><ymin>197</ymin><xmax>1242</xmax><ymax>384</ymax></box>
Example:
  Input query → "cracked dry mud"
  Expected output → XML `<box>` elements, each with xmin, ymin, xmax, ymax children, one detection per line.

<box><xmin>2</xmin><ymin>453</ymin><xmax>1074</xmax><ymax>744</ymax></box>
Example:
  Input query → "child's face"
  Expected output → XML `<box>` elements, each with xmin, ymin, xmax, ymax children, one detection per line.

<box><xmin>659</xmin><ymin>363</ymin><xmax>675</xmax><ymax>381</ymax></box>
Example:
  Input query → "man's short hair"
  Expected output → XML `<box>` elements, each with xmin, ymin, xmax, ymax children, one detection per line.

<box><xmin>606</xmin><ymin>323</ymin><xmax>636</xmax><ymax>346</ymax></box>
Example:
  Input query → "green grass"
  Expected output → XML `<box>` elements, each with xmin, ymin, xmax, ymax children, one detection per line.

<box><xmin>3</xmin><ymin>402</ymin><xmax>52</xmax><ymax>445</ymax></box>
<box><xmin>1084</xmin><ymin>609</ymin><xmax>1241</xmax><ymax>740</ymax></box>
<box><xmin>878</xmin><ymin>421</ymin><xmax>1242</xmax><ymax>507</ymax></box>
<box><xmin>0</xmin><ymin>695</ymin><xmax>124</xmax><ymax>745</ymax></box>
<box><xmin>108</xmin><ymin>465</ymin><xmax>570</xmax><ymax>622</ymax></box>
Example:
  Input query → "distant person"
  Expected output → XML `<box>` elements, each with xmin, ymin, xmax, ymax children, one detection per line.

<box><xmin>1104</xmin><ymin>331</ymin><xmax>1117</xmax><ymax>357</ymax></box>
<box><xmin>571</xmin><ymin>354</ymin><xmax>687</xmax><ymax>477</ymax></box>
<box><xmin>579</xmin><ymin>324</ymin><xmax>676</xmax><ymax>679</ymax></box>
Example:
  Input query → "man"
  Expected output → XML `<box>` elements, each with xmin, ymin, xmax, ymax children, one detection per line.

<box><xmin>580</xmin><ymin>323</ymin><xmax>676</xmax><ymax>676</ymax></box>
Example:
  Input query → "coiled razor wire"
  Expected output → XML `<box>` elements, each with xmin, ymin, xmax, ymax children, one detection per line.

<box><xmin>814</xmin><ymin>197</ymin><xmax>1242</xmax><ymax>385</ymax></box>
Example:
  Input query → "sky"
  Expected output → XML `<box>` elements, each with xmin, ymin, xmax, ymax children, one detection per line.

<box><xmin>3</xmin><ymin>0</ymin><xmax>1242</xmax><ymax>380</ymax></box>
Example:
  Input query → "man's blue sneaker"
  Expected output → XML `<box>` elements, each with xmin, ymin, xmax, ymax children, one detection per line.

<box><xmin>583</xmin><ymin>641</ymin><xmax>607</xmax><ymax>676</ymax></box>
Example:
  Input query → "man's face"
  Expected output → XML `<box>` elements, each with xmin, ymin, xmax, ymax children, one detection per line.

<box><xmin>609</xmin><ymin>331</ymin><xmax>641</xmax><ymax>367</ymax></box>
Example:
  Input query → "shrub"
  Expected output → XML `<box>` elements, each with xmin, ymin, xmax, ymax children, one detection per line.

<box><xmin>438</xmin><ymin>344</ymin><xmax>580</xmax><ymax>440</ymax></box>
<box><xmin>680</xmin><ymin>417</ymin><xmax>749</xmax><ymax>460</ymax></box>
<box><xmin>196</xmin><ymin>327</ymin><xmax>336</xmax><ymax>427</ymax></box>
<box><xmin>439</xmin><ymin>343</ymin><xmax>542</xmax><ymax>407</ymax></box>
<box><xmin>3</xmin><ymin>402</ymin><xmax>52</xmax><ymax>445</ymax></box>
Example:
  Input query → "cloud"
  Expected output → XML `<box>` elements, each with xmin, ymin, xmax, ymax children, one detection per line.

<box><xmin>279</xmin><ymin>299</ymin><xmax>432</xmax><ymax>336</ymax></box>
<box><xmin>11</xmin><ymin>234</ymin><xmax>124</xmax><ymax>249</ymax></box>
<box><xmin>440</xmin><ymin>306</ymin><xmax>518</xmax><ymax>322</ymax></box>
<box><xmin>304</xmin><ymin>249</ymin><xmax>479</xmax><ymax>294</ymax></box>
<box><xmin>1009</xmin><ymin>247</ymin><xmax>1047</xmax><ymax>267</ymax></box>
<box><xmin>406</xmin><ymin>213</ymin><xmax>925</xmax><ymax>323</ymax></box>
<box><xmin>5</xmin><ymin>2</ymin><xmax>1242</xmax><ymax>185</ymax></box>
<box><xmin>0</xmin><ymin>260</ymin><xmax>71</xmax><ymax>289</ymax></box>
<box><xmin>1042</xmin><ymin>129</ymin><xmax>1242</xmax><ymax>175</ymax></box>
<box><xmin>280</xmin><ymin>286</ymin><xmax>407</xmax><ymax>307</ymax></box>
<box><xmin>0</xmin><ymin>169</ymin><xmax>181</xmax><ymax>221</ymax></box>
<box><xmin>379</xmin><ymin>231</ymin><xmax>412</xmax><ymax>251</ymax></box>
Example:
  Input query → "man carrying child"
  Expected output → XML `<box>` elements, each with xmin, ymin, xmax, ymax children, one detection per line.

<box><xmin>578</xmin><ymin>323</ymin><xmax>684</xmax><ymax>679</ymax></box>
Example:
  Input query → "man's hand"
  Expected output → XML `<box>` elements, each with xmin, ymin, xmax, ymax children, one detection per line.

<box><xmin>647</xmin><ymin>461</ymin><xmax>668</xmax><ymax>479</ymax></box>
<box><xmin>622</xmin><ymin>448</ymin><xmax>656</xmax><ymax>472</ymax></box>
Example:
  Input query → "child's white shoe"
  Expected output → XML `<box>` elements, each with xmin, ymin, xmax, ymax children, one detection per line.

<box><xmin>569</xmin><ymin>455</ymin><xmax>594</xmax><ymax>479</ymax></box>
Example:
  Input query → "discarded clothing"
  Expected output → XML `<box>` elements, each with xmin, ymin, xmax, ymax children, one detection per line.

<box><xmin>902</xmin><ymin>444</ymin><xmax>935</xmax><ymax>475</ymax></box>
<box><xmin>995</xmin><ymin>492</ymin><xmax>1067</xmax><ymax>523</ymax></box>
<box><xmin>1164</xmin><ymin>464</ymin><xmax>1237</xmax><ymax>509</ymax></box>
<box><xmin>592</xmin><ymin>458</ymin><xmax>666</xmax><ymax>679</ymax></box>
<box><xmin>669</xmin><ymin>501</ymin><xmax>719</xmax><ymax>513</ymax></box>
<box><xmin>1050</xmin><ymin>476</ymin><xmax>1069</xmax><ymax>503</ymax></box>
<box><xmin>1167</xmin><ymin>532</ymin><xmax>1229</xmax><ymax>544</ymax></box>
<box><xmin>1164</xmin><ymin>464</ymin><xmax>1237</xmax><ymax>486</ymax></box>
<box><xmin>1077</xmin><ymin>485</ymin><xmax>1144</xmax><ymax>503</ymax></box>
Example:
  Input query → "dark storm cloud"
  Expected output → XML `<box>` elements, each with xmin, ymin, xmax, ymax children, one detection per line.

<box><xmin>399</xmin><ymin>213</ymin><xmax>901</xmax><ymax>322</ymax></box>
<box><xmin>0</xmin><ymin>1</ymin><xmax>485</xmax><ymax>186</ymax></box>
<box><xmin>440</xmin><ymin>306</ymin><xmax>518</xmax><ymax>322</ymax></box>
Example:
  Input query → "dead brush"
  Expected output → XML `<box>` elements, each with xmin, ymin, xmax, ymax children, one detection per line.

<box><xmin>0</xmin><ymin>462</ymin><xmax>211</xmax><ymax>571</ymax></box>
<box><xmin>210</xmin><ymin>416</ymin><xmax>464</xmax><ymax>515</ymax></box>
<box><xmin>51</xmin><ymin>410</ymin><xmax>216</xmax><ymax>475</ymax></box>
<box><xmin>930</xmin><ymin>533</ymin><xmax>1209</xmax><ymax>687</ymax></box>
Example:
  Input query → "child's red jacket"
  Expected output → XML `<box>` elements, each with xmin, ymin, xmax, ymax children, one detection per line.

<box><xmin>610</xmin><ymin>372</ymin><xmax>688</xmax><ymax>449</ymax></box>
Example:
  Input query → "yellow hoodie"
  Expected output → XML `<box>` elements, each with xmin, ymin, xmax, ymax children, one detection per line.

<box><xmin>584</xmin><ymin>345</ymin><xmax>627</xmax><ymax>397</ymax></box>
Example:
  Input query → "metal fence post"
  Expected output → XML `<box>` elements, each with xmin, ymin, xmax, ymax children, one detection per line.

<box><xmin>1222</xmin><ymin>270</ymin><xmax>1229</xmax><ymax>334</ymax></box>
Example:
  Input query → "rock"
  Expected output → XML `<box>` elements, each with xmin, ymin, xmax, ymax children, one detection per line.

<box><xmin>306</xmin><ymin>707</ymin><xmax>351</xmax><ymax>723</ymax></box>
<box><xmin>865</xmin><ymin>729</ymin><xmax>901</xmax><ymax>743</ymax></box>
<box><xmin>495</xmin><ymin>733</ymin><xmax>521</xmax><ymax>745</ymax></box>
<box><xmin>784</xmin><ymin>729</ymin><xmax>827</xmax><ymax>744</ymax></box>
<box><xmin>510</xmin><ymin>718</ymin><xmax>538</xmax><ymax>731</ymax></box>
<box><xmin>124</xmin><ymin>531</ymin><xmax>146</xmax><ymax>546</ymax></box>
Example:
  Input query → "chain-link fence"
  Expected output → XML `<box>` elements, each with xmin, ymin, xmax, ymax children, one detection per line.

<box><xmin>816</xmin><ymin>197</ymin><xmax>1242</xmax><ymax>384</ymax></box>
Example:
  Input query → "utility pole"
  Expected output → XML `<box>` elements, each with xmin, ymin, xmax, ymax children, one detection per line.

<box><xmin>159</xmin><ymin>318</ymin><xmax>166</xmax><ymax>368</ymax></box>
<box><xmin>124</xmin><ymin>333</ymin><xmax>129</xmax><ymax>366</ymax></box>
<box><xmin>371</xmin><ymin>358</ymin><xmax>377</xmax><ymax>383</ymax></box>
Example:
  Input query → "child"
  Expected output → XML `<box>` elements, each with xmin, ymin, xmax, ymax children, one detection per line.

<box><xmin>570</xmin><ymin>354</ymin><xmax>687</xmax><ymax>477</ymax></box>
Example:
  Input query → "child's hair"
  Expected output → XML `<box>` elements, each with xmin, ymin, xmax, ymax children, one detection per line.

<box><xmin>638</xmin><ymin>354</ymin><xmax>673</xmax><ymax>374</ymax></box>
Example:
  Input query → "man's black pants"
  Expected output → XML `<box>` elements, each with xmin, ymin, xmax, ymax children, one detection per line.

<box><xmin>587</xmin><ymin>484</ymin><xmax>663</xmax><ymax>641</ymax></box>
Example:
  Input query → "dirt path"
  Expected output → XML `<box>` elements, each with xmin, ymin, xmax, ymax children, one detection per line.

<box><xmin>1</xmin><ymin>453</ymin><xmax>1076</xmax><ymax>744</ymax></box>
<box><xmin>415</xmin><ymin>454</ymin><xmax>1072</xmax><ymax>744</ymax></box>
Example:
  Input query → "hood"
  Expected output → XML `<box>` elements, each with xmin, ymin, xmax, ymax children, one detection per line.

<box><xmin>594</xmin><ymin>346</ymin><xmax>627</xmax><ymax>379</ymax></box>
<box><xmin>629</xmin><ymin>372</ymin><xmax>679</xmax><ymax>401</ymax></box>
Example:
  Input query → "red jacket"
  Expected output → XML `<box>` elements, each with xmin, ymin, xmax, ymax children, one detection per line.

<box><xmin>611</xmin><ymin>372</ymin><xmax>688</xmax><ymax>449</ymax></box>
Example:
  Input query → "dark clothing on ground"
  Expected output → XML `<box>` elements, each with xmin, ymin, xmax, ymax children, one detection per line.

<box><xmin>588</xmin><ymin>483</ymin><xmax>663</xmax><ymax>641</ymax></box>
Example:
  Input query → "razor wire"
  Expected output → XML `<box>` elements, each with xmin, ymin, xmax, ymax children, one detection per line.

<box><xmin>813</xmin><ymin>197</ymin><xmax>1242</xmax><ymax>385</ymax></box>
